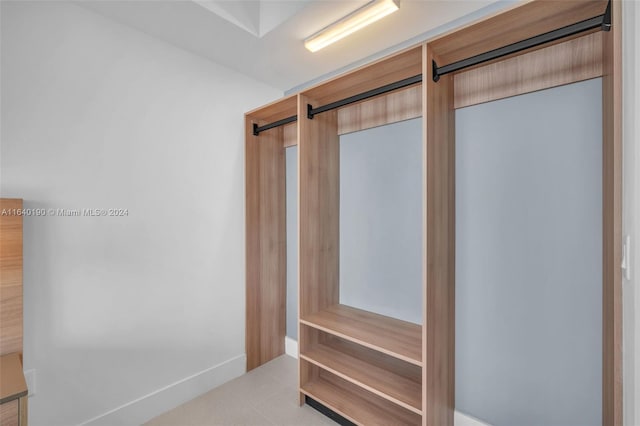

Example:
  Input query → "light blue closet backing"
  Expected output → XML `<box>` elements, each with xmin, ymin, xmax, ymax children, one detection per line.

<box><xmin>339</xmin><ymin>118</ymin><xmax>423</xmax><ymax>324</ymax></box>
<box><xmin>455</xmin><ymin>78</ymin><xmax>603</xmax><ymax>426</ymax></box>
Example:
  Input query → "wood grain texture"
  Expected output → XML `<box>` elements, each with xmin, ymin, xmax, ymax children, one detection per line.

<box><xmin>301</xmin><ymin>370</ymin><xmax>421</xmax><ymax>426</ymax></box>
<box><xmin>301</xmin><ymin>339</ymin><xmax>422</xmax><ymax>413</ymax></box>
<box><xmin>298</xmin><ymin>326</ymin><xmax>321</xmax><ymax>405</ymax></box>
<box><xmin>283</xmin><ymin>85</ymin><xmax>422</xmax><ymax>146</ymax></box>
<box><xmin>0</xmin><ymin>399</ymin><xmax>18</xmax><ymax>426</ymax></box>
<box><xmin>0</xmin><ymin>353</ymin><xmax>27</xmax><ymax>404</ymax></box>
<box><xmin>423</xmin><ymin>45</ymin><xmax>455</xmax><ymax>426</ymax></box>
<box><xmin>245</xmin><ymin>94</ymin><xmax>297</xmax><ymax>123</ymax></box>
<box><xmin>297</xmin><ymin>93</ymin><xmax>340</xmax><ymax>403</ymax></box>
<box><xmin>0</xmin><ymin>199</ymin><xmax>23</xmax><ymax>357</ymax></box>
<box><xmin>246</xmin><ymin>2</ymin><xmax>619</xmax><ymax>423</ymax></box>
<box><xmin>297</xmin><ymin>94</ymin><xmax>339</xmax><ymax>318</ymax></box>
<box><xmin>282</xmin><ymin>123</ymin><xmax>297</xmax><ymax>148</ymax></box>
<box><xmin>18</xmin><ymin>397</ymin><xmax>26</xmax><ymax>426</ymax></box>
<box><xmin>601</xmin><ymin>0</ymin><xmax>622</xmax><ymax>424</ymax></box>
<box><xmin>324</xmin><ymin>335</ymin><xmax>421</xmax><ymax>383</ymax></box>
<box><xmin>301</xmin><ymin>304</ymin><xmax>422</xmax><ymax>366</ymax></box>
<box><xmin>245</xmin><ymin>117</ymin><xmax>286</xmax><ymax>371</ymax></box>
<box><xmin>454</xmin><ymin>32</ymin><xmax>603</xmax><ymax>109</ymax></box>
<box><xmin>429</xmin><ymin>0</ymin><xmax>608</xmax><ymax>66</ymax></box>
<box><xmin>338</xmin><ymin>85</ymin><xmax>422</xmax><ymax>135</ymax></box>
<box><xmin>302</xmin><ymin>47</ymin><xmax>422</xmax><ymax>107</ymax></box>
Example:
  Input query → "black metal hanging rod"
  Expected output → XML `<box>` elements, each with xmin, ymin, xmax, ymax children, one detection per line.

<box><xmin>253</xmin><ymin>73</ymin><xmax>423</xmax><ymax>135</ymax></box>
<box><xmin>253</xmin><ymin>115</ymin><xmax>297</xmax><ymax>136</ymax></box>
<box><xmin>432</xmin><ymin>0</ymin><xmax>612</xmax><ymax>82</ymax></box>
<box><xmin>307</xmin><ymin>74</ymin><xmax>422</xmax><ymax>119</ymax></box>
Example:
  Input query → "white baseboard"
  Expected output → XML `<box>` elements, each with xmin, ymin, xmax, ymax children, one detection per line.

<box><xmin>78</xmin><ymin>354</ymin><xmax>246</xmax><ymax>426</ymax></box>
<box><xmin>285</xmin><ymin>336</ymin><xmax>298</xmax><ymax>358</ymax></box>
<box><xmin>285</xmin><ymin>338</ymin><xmax>490</xmax><ymax>426</ymax></box>
<box><xmin>454</xmin><ymin>411</ymin><xmax>492</xmax><ymax>426</ymax></box>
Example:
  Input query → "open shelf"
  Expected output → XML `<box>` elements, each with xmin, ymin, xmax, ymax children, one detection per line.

<box><xmin>301</xmin><ymin>335</ymin><xmax>422</xmax><ymax>414</ymax></box>
<box><xmin>301</xmin><ymin>367</ymin><xmax>421</xmax><ymax>426</ymax></box>
<box><xmin>300</xmin><ymin>304</ymin><xmax>422</xmax><ymax>366</ymax></box>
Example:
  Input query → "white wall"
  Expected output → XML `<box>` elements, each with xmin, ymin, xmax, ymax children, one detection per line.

<box><xmin>0</xmin><ymin>2</ymin><xmax>281</xmax><ymax>425</ymax></box>
<box><xmin>622</xmin><ymin>1</ymin><xmax>640</xmax><ymax>425</ymax></box>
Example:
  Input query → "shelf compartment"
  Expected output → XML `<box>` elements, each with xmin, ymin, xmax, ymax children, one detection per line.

<box><xmin>301</xmin><ymin>331</ymin><xmax>422</xmax><ymax>414</ymax></box>
<box><xmin>300</xmin><ymin>304</ymin><xmax>422</xmax><ymax>366</ymax></box>
<box><xmin>300</xmin><ymin>365</ymin><xmax>421</xmax><ymax>426</ymax></box>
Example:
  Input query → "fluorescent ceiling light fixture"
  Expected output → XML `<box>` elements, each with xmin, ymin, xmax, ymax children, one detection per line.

<box><xmin>304</xmin><ymin>0</ymin><xmax>400</xmax><ymax>52</ymax></box>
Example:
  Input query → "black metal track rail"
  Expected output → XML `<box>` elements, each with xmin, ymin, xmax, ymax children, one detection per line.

<box><xmin>306</xmin><ymin>74</ymin><xmax>422</xmax><ymax>119</ymax></box>
<box><xmin>252</xmin><ymin>74</ymin><xmax>423</xmax><ymax>135</ymax></box>
<box><xmin>432</xmin><ymin>1</ymin><xmax>611</xmax><ymax>82</ymax></box>
<box><xmin>253</xmin><ymin>115</ymin><xmax>297</xmax><ymax>136</ymax></box>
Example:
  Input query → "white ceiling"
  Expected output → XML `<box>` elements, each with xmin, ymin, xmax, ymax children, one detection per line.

<box><xmin>79</xmin><ymin>0</ymin><xmax>502</xmax><ymax>91</ymax></box>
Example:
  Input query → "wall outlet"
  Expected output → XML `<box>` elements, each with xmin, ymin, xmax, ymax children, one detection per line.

<box><xmin>23</xmin><ymin>369</ymin><xmax>36</xmax><ymax>397</ymax></box>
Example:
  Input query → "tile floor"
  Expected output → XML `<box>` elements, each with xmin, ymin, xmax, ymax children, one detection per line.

<box><xmin>145</xmin><ymin>355</ymin><xmax>336</xmax><ymax>426</ymax></box>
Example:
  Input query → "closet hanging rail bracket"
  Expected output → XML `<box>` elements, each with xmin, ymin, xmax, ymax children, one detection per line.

<box><xmin>432</xmin><ymin>0</ymin><xmax>612</xmax><ymax>82</ymax></box>
<box><xmin>602</xmin><ymin>0</ymin><xmax>611</xmax><ymax>31</ymax></box>
<box><xmin>252</xmin><ymin>115</ymin><xmax>298</xmax><ymax>136</ymax></box>
<box><xmin>432</xmin><ymin>60</ymin><xmax>440</xmax><ymax>83</ymax></box>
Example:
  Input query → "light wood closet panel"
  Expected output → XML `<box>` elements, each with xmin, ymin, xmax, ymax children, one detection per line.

<box><xmin>337</xmin><ymin>85</ymin><xmax>421</xmax><ymax>135</ymax></box>
<box><xmin>303</xmin><ymin>47</ymin><xmax>422</xmax><ymax>108</ymax></box>
<box><xmin>0</xmin><ymin>199</ymin><xmax>28</xmax><ymax>426</ymax></box>
<box><xmin>0</xmin><ymin>198</ymin><xmax>23</xmax><ymax>356</ymax></box>
<box><xmin>430</xmin><ymin>0</ymin><xmax>608</xmax><ymax>67</ymax></box>
<box><xmin>602</xmin><ymin>0</ymin><xmax>623</xmax><ymax>423</ymax></box>
<box><xmin>245</xmin><ymin>1</ymin><xmax>621</xmax><ymax>424</ymax></box>
<box><xmin>245</xmin><ymin>96</ymin><xmax>296</xmax><ymax>371</ymax></box>
<box><xmin>297</xmin><ymin>93</ymin><xmax>339</xmax><ymax>319</ymax></box>
<box><xmin>423</xmin><ymin>44</ymin><xmax>456</xmax><ymax>426</ymax></box>
<box><xmin>296</xmin><ymin>47</ymin><xmax>428</xmax><ymax>426</ymax></box>
<box><xmin>454</xmin><ymin>31</ymin><xmax>604</xmax><ymax>109</ymax></box>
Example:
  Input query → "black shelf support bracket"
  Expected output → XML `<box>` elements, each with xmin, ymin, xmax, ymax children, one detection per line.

<box><xmin>432</xmin><ymin>0</ymin><xmax>612</xmax><ymax>82</ymax></box>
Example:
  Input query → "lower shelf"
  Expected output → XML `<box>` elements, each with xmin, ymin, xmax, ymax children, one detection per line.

<box><xmin>300</xmin><ymin>369</ymin><xmax>421</xmax><ymax>426</ymax></box>
<box><xmin>301</xmin><ymin>337</ymin><xmax>422</xmax><ymax>414</ymax></box>
<box><xmin>300</xmin><ymin>304</ymin><xmax>422</xmax><ymax>366</ymax></box>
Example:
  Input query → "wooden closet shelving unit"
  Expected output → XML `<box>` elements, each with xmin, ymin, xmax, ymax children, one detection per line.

<box><xmin>245</xmin><ymin>1</ymin><xmax>622</xmax><ymax>424</ymax></box>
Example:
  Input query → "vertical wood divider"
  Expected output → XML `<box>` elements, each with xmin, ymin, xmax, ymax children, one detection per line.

<box><xmin>245</xmin><ymin>117</ymin><xmax>286</xmax><ymax>371</ymax></box>
<box><xmin>297</xmin><ymin>93</ymin><xmax>340</xmax><ymax>403</ymax></box>
<box><xmin>423</xmin><ymin>44</ymin><xmax>455</xmax><ymax>426</ymax></box>
<box><xmin>601</xmin><ymin>0</ymin><xmax>622</xmax><ymax>424</ymax></box>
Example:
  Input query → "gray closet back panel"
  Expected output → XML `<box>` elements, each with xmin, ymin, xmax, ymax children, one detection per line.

<box><xmin>339</xmin><ymin>118</ymin><xmax>422</xmax><ymax>325</ymax></box>
<box><xmin>455</xmin><ymin>78</ymin><xmax>603</xmax><ymax>426</ymax></box>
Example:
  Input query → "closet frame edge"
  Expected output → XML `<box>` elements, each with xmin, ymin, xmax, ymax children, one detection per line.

<box><xmin>601</xmin><ymin>0</ymin><xmax>623</xmax><ymax>424</ymax></box>
<box><xmin>245</xmin><ymin>115</ymin><xmax>287</xmax><ymax>372</ymax></box>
